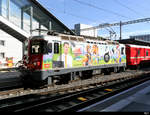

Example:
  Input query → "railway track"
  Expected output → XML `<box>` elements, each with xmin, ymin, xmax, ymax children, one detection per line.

<box><xmin>0</xmin><ymin>68</ymin><xmax>19</xmax><ymax>72</ymax></box>
<box><xmin>0</xmin><ymin>71</ymin><xmax>22</xmax><ymax>92</ymax></box>
<box><xmin>0</xmin><ymin>68</ymin><xmax>147</xmax><ymax>100</ymax></box>
<box><xmin>0</xmin><ymin>71</ymin><xmax>150</xmax><ymax>112</ymax></box>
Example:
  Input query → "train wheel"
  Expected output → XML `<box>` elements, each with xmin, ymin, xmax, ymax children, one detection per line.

<box><xmin>47</xmin><ymin>77</ymin><xmax>53</xmax><ymax>85</ymax></box>
<box><xmin>92</xmin><ymin>69</ymin><xmax>102</xmax><ymax>75</ymax></box>
<box><xmin>121</xmin><ymin>67</ymin><xmax>126</xmax><ymax>72</ymax></box>
<box><xmin>114</xmin><ymin>67</ymin><xmax>118</xmax><ymax>73</ymax></box>
<box><xmin>81</xmin><ymin>70</ymin><xmax>93</xmax><ymax>79</ymax></box>
<box><xmin>136</xmin><ymin>65</ymin><xmax>141</xmax><ymax>70</ymax></box>
<box><xmin>71</xmin><ymin>72</ymin><xmax>80</xmax><ymax>81</ymax></box>
<box><xmin>103</xmin><ymin>68</ymin><xmax>111</xmax><ymax>75</ymax></box>
<box><xmin>59</xmin><ymin>74</ymin><xmax>70</xmax><ymax>84</ymax></box>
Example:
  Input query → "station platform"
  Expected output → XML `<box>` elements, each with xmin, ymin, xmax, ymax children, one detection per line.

<box><xmin>0</xmin><ymin>71</ymin><xmax>21</xmax><ymax>80</ymax></box>
<box><xmin>79</xmin><ymin>79</ymin><xmax>150</xmax><ymax>112</ymax></box>
<box><xmin>0</xmin><ymin>72</ymin><xmax>22</xmax><ymax>89</ymax></box>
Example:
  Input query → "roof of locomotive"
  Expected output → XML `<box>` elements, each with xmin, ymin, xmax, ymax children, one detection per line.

<box><xmin>29</xmin><ymin>33</ymin><xmax>120</xmax><ymax>45</ymax></box>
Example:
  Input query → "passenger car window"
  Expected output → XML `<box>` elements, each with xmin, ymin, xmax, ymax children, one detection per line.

<box><xmin>146</xmin><ymin>50</ymin><xmax>149</xmax><ymax>56</ymax></box>
<box><xmin>138</xmin><ymin>50</ymin><xmax>140</xmax><ymax>56</ymax></box>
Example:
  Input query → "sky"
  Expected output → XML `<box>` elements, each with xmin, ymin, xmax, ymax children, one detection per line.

<box><xmin>37</xmin><ymin>0</ymin><xmax>150</xmax><ymax>40</ymax></box>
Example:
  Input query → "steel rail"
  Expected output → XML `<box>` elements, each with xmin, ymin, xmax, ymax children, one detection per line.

<box><xmin>11</xmin><ymin>73</ymin><xmax>150</xmax><ymax>112</ymax></box>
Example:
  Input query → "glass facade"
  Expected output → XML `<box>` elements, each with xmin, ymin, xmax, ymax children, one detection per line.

<box><xmin>0</xmin><ymin>0</ymin><xmax>72</xmax><ymax>36</ymax></box>
<box><xmin>130</xmin><ymin>34</ymin><xmax>150</xmax><ymax>42</ymax></box>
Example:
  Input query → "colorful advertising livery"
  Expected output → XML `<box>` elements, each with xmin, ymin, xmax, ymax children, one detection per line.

<box><xmin>41</xmin><ymin>36</ymin><xmax>126</xmax><ymax>70</ymax></box>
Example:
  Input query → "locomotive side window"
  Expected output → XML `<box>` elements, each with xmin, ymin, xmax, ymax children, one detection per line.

<box><xmin>121</xmin><ymin>47</ymin><xmax>125</xmax><ymax>55</ymax></box>
<box><xmin>54</xmin><ymin>43</ymin><xmax>59</xmax><ymax>54</ymax></box>
<box><xmin>47</xmin><ymin>43</ymin><xmax>52</xmax><ymax>53</ymax></box>
<box><xmin>146</xmin><ymin>50</ymin><xmax>149</xmax><ymax>56</ymax></box>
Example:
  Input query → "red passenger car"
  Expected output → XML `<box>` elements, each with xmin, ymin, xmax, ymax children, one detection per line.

<box><xmin>126</xmin><ymin>44</ymin><xmax>150</xmax><ymax>67</ymax></box>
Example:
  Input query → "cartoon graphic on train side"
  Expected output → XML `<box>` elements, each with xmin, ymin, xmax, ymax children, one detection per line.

<box><xmin>61</xmin><ymin>41</ymin><xmax>73</xmax><ymax>68</ymax></box>
<box><xmin>42</xmin><ymin>41</ymin><xmax>126</xmax><ymax>70</ymax></box>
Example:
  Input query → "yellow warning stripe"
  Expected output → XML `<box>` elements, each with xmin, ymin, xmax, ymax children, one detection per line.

<box><xmin>105</xmin><ymin>89</ymin><xmax>113</xmax><ymax>92</ymax></box>
<box><xmin>77</xmin><ymin>97</ymin><xmax>87</xmax><ymax>101</ymax></box>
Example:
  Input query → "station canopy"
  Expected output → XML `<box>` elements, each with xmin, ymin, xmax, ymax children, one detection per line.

<box><xmin>0</xmin><ymin>0</ymin><xmax>74</xmax><ymax>38</ymax></box>
<box><xmin>118</xmin><ymin>38</ymin><xmax>150</xmax><ymax>46</ymax></box>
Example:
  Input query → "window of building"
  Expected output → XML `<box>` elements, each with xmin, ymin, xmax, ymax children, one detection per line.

<box><xmin>0</xmin><ymin>40</ymin><xmax>5</xmax><ymax>46</ymax></box>
<box><xmin>1</xmin><ymin>0</ymin><xmax>7</xmax><ymax>18</ymax></box>
<box><xmin>0</xmin><ymin>53</ymin><xmax>5</xmax><ymax>59</ymax></box>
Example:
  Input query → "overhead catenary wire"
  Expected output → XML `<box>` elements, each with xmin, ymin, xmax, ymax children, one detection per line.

<box><xmin>80</xmin><ymin>17</ymin><xmax>150</xmax><ymax>31</ymax></box>
<box><xmin>63</xmin><ymin>0</ymin><xmax>66</xmax><ymax>14</ymax></box>
<box><xmin>43</xmin><ymin>0</ymin><xmax>108</xmax><ymax>27</ymax></box>
<box><xmin>45</xmin><ymin>6</ymin><xmax>98</xmax><ymax>22</ymax></box>
<box><xmin>113</xmin><ymin>0</ymin><xmax>146</xmax><ymax>18</ymax></box>
<box><xmin>73</xmin><ymin>0</ymin><xmax>130</xmax><ymax>19</ymax></box>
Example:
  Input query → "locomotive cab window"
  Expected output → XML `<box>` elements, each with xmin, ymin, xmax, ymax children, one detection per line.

<box><xmin>31</xmin><ymin>40</ymin><xmax>47</xmax><ymax>54</ymax></box>
<box><xmin>54</xmin><ymin>43</ymin><xmax>59</xmax><ymax>54</ymax></box>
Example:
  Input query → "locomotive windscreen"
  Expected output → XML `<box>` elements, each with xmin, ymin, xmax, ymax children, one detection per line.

<box><xmin>30</xmin><ymin>40</ymin><xmax>47</xmax><ymax>54</ymax></box>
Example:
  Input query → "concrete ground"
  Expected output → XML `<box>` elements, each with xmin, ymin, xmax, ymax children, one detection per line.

<box><xmin>79</xmin><ymin>80</ymin><xmax>150</xmax><ymax>112</ymax></box>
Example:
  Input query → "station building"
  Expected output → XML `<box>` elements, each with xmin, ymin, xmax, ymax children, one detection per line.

<box><xmin>74</xmin><ymin>23</ymin><xmax>98</xmax><ymax>37</ymax></box>
<box><xmin>0</xmin><ymin>0</ymin><xmax>74</xmax><ymax>68</ymax></box>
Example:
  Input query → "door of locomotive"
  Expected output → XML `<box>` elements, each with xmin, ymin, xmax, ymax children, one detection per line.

<box><xmin>47</xmin><ymin>40</ymin><xmax>62</xmax><ymax>68</ymax></box>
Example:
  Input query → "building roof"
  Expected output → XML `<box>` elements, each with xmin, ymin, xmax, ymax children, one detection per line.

<box><xmin>30</xmin><ymin>0</ymin><xmax>75</xmax><ymax>35</ymax></box>
<box><xmin>118</xmin><ymin>38</ymin><xmax>150</xmax><ymax>46</ymax></box>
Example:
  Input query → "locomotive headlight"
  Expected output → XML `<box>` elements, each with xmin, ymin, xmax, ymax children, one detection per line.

<box><xmin>33</xmin><ymin>62</ymin><xmax>40</xmax><ymax>66</ymax></box>
<box><xmin>33</xmin><ymin>62</ymin><xmax>37</xmax><ymax>66</ymax></box>
<box><xmin>37</xmin><ymin>62</ymin><xmax>41</xmax><ymax>66</ymax></box>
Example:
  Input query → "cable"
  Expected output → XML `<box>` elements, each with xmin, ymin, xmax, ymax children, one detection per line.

<box><xmin>113</xmin><ymin>0</ymin><xmax>146</xmax><ymax>17</ymax></box>
<box><xmin>45</xmin><ymin>6</ymin><xmax>98</xmax><ymax>22</ymax></box>
<box><xmin>73</xmin><ymin>0</ymin><xmax>130</xmax><ymax>19</ymax></box>
<box><xmin>64</xmin><ymin>0</ymin><xmax>66</xmax><ymax>14</ymax></box>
